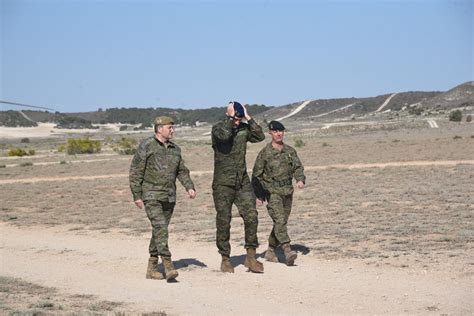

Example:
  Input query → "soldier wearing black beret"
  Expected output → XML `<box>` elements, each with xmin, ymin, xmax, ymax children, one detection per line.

<box><xmin>252</xmin><ymin>120</ymin><xmax>306</xmax><ymax>266</ymax></box>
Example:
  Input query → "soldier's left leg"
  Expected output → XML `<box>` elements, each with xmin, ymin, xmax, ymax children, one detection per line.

<box><xmin>281</xmin><ymin>194</ymin><xmax>297</xmax><ymax>265</ymax></box>
<box><xmin>282</xmin><ymin>194</ymin><xmax>294</xmax><ymax>239</ymax></box>
<box><xmin>235</xmin><ymin>180</ymin><xmax>264</xmax><ymax>272</ymax></box>
<box><xmin>144</xmin><ymin>200</ymin><xmax>175</xmax><ymax>258</ymax></box>
<box><xmin>235</xmin><ymin>180</ymin><xmax>259</xmax><ymax>249</ymax></box>
<box><xmin>267</xmin><ymin>194</ymin><xmax>290</xmax><ymax>246</ymax></box>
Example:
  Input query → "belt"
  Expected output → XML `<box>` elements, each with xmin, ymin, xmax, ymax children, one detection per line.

<box><xmin>272</xmin><ymin>179</ymin><xmax>292</xmax><ymax>187</ymax></box>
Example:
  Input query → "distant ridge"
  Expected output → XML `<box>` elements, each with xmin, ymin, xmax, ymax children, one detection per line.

<box><xmin>1</xmin><ymin>81</ymin><xmax>473</xmax><ymax>127</ymax></box>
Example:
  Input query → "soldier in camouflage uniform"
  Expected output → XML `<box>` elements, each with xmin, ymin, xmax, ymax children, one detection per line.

<box><xmin>252</xmin><ymin>120</ymin><xmax>305</xmax><ymax>266</ymax></box>
<box><xmin>212</xmin><ymin>101</ymin><xmax>266</xmax><ymax>273</ymax></box>
<box><xmin>129</xmin><ymin>116</ymin><xmax>196</xmax><ymax>281</ymax></box>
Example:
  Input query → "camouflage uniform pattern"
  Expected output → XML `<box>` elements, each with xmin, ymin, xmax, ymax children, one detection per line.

<box><xmin>252</xmin><ymin>143</ymin><xmax>305</xmax><ymax>248</ymax></box>
<box><xmin>212</xmin><ymin>118</ymin><xmax>265</xmax><ymax>257</ymax></box>
<box><xmin>129</xmin><ymin>136</ymin><xmax>194</xmax><ymax>257</ymax></box>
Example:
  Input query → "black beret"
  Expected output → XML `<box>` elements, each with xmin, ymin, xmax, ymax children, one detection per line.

<box><xmin>268</xmin><ymin>120</ymin><xmax>285</xmax><ymax>131</ymax></box>
<box><xmin>232</xmin><ymin>101</ymin><xmax>245</xmax><ymax>118</ymax></box>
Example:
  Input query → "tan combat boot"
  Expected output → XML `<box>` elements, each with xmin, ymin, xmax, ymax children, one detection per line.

<box><xmin>146</xmin><ymin>257</ymin><xmax>164</xmax><ymax>280</ymax></box>
<box><xmin>161</xmin><ymin>256</ymin><xmax>179</xmax><ymax>281</ymax></box>
<box><xmin>264</xmin><ymin>247</ymin><xmax>278</xmax><ymax>263</ymax></box>
<box><xmin>244</xmin><ymin>248</ymin><xmax>264</xmax><ymax>273</ymax></box>
<box><xmin>282</xmin><ymin>243</ymin><xmax>297</xmax><ymax>266</ymax></box>
<box><xmin>220</xmin><ymin>256</ymin><xmax>235</xmax><ymax>273</ymax></box>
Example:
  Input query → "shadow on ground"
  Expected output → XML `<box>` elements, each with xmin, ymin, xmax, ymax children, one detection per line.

<box><xmin>173</xmin><ymin>258</ymin><xmax>207</xmax><ymax>269</ymax></box>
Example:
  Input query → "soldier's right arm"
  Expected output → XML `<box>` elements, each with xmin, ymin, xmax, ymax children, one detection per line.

<box><xmin>251</xmin><ymin>149</ymin><xmax>267</xmax><ymax>201</ymax></box>
<box><xmin>129</xmin><ymin>141</ymin><xmax>148</xmax><ymax>201</ymax></box>
<box><xmin>212</xmin><ymin>119</ymin><xmax>234</xmax><ymax>142</ymax></box>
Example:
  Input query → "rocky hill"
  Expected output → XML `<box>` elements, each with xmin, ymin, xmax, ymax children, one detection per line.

<box><xmin>1</xmin><ymin>81</ymin><xmax>472</xmax><ymax>127</ymax></box>
<box><xmin>256</xmin><ymin>81</ymin><xmax>472</xmax><ymax>122</ymax></box>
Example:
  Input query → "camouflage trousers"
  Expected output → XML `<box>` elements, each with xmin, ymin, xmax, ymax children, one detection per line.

<box><xmin>144</xmin><ymin>200</ymin><xmax>175</xmax><ymax>258</ymax></box>
<box><xmin>212</xmin><ymin>180</ymin><xmax>259</xmax><ymax>257</ymax></box>
<box><xmin>266</xmin><ymin>193</ymin><xmax>293</xmax><ymax>248</ymax></box>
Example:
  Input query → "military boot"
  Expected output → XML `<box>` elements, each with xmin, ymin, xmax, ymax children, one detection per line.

<box><xmin>161</xmin><ymin>256</ymin><xmax>179</xmax><ymax>281</ymax></box>
<box><xmin>264</xmin><ymin>247</ymin><xmax>278</xmax><ymax>263</ymax></box>
<box><xmin>146</xmin><ymin>257</ymin><xmax>164</xmax><ymax>280</ymax></box>
<box><xmin>220</xmin><ymin>256</ymin><xmax>235</xmax><ymax>273</ymax></box>
<box><xmin>282</xmin><ymin>243</ymin><xmax>297</xmax><ymax>266</ymax></box>
<box><xmin>244</xmin><ymin>248</ymin><xmax>264</xmax><ymax>273</ymax></box>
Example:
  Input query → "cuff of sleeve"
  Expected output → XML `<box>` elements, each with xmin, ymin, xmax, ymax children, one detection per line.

<box><xmin>132</xmin><ymin>192</ymin><xmax>142</xmax><ymax>201</ymax></box>
<box><xmin>296</xmin><ymin>178</ymin><xmax>306</xmax><ymax>184</ymax></box>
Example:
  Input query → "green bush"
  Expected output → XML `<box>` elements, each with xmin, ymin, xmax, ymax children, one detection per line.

<box><xmin>449</xmin><ymin>110</ymin><xmax>462</xmax><ymax>122</ymax></box>
<box><xmin>8</xmin><ymin>148</ymin><xmax>35</xmax><ymax>157</ymax></box>
<box><xmin>66</xmin><ymin>138</ymin><xmax>102</xmax><ymax>155</ymax></box>
<box><xmin>409</xmin><ymin>107</ymin><xmax>423</xmax><ymax>115</ymax></box>
<box><xmin>113</xmin><ymin>137</ymin><xmax>138</xmax><ymax>155</ymax></box>
<box><xmin>294</xmin><ymin>139</ymin><xmax>305</xmax><ymax>148</ymax></box>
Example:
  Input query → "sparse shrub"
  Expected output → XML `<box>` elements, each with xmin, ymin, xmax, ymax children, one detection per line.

<box><xmin>294</xmin><ymin>138</ymin><xmax>305</xmax><ymax>148</ymax></box>
<box><xmin>392</xmin><ymin>139</ymin><xmax>400</xmax><ymax>143</ymax></box>
<box><xmin>20</xmin><ymin>137</ymin><xmax>30</xmax><ymax>143</ymax></box>
<box><xmin>57</xmin><ymin>144</ymin><xmax>66</xmax><ymax>153</ymax></box>
<box><xmin>409</xmin><ymin>107</ymin><xmax>423</xmax><ymax>115</ymax></box>
<box><xmin>322</xmin><ymin>142</ymin><xmax>329</xmax><ymax>147</ymax></box>
<box><xmin>20</xmin><ymin>162</ymin><xmax>33</xmax><ymax>167</ymax></box>
<box><xmin>449</xmin><ymin>110</ymin><xmax>462</xmax><ymax>122</ymax></box>
<box><xmin>66</xmin><ymin>137</ymin><xmax>102</xmax><ymax>155</ymax></box>
<box><xmin>119</xmin><ymin>125</ymin><xmax>128</xmax><ymax>131</ymax></box>
<box><xmin>466</xmin><ymin>114</ymin><xmax>472</xmax><ymax>123</ymax></box>
<box><xmin>59</xmin><ymin>160</ymin><xmax>67</xmax><ymax>164</ymax></box>
<box><xmin>453</xmin><ymin>135</ymin><xmax>462</xmax><ymax>140</ymax></box>
<box><xmin>0</xmin><ymin>164</ymin><xmax>6</xmax><ymax>168</ymax></box>
<box><xmin>113</xmin><ymin>137</ymin><xmax>138</xmax><ymax>155</ymax></box>
<box><xmin>8</xmin><ymin>147</ymin><xmax>35</xmax><ymax>157</ymax></box>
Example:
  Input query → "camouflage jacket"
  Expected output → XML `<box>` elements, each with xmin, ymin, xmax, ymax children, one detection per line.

<box><xmin>129</xmin><ymin>136</ymin><xmax>194</xmax><ymax>203</ymax></box>
<box><xmin>212</xmin><ymin>118</ymin><xmax>265</xmax><ymax>187</ymax></box>
<box><xmin>252</xmin><ymin>142</ymin><xmax>305</xmax><ymax>199</ymax></box>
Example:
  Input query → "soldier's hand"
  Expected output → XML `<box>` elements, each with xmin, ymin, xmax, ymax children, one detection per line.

<box><xmin>256</xmin><ymin>198</ymin><xmax>264</xmax><ymax>207</ymax></box>
<box><xmin>296</xmin><ymin>181</ymin><xmax>305</xmax><ymax>189</ymax></box>
<box><xmin>188</xmin><ymin>189</ymin><xmax>197</xmax><ymax>199</ymax></box>
<box><xmin>243</xmin><ymin>104</ymin><xmax>251</xmax><ymax>121</ymax></box>
<box><xmin>134</xmin><ymin>199</ymin><xmax>144</xmax><ymax>209</ymax></box>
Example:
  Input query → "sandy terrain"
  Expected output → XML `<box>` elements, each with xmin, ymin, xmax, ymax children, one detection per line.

<box><xmin>1</xmin><ymin>119</ymin><xmax>473</xmax><ymax>314</ymax></box>
<box><xmin>1</xmin><ymin>223</ymin><xmax>472</xmax><ymax>315</ymax></box>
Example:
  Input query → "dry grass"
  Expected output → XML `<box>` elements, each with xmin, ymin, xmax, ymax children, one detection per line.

<box><xmin>0</xmin><ymin>276</ymin><xmax>133</xmax><ymax>315</ymax></box>
<box><xmin>1</xmin><ymin>121</ymin><xmax>473</xmax><ymax>273</ymax></box>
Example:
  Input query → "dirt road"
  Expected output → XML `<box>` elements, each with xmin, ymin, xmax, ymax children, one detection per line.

<box><xmin>1</xmin><ymin>223</ymin><xmax>471</xmax><ymax>314</ymax></box>
<box><xmin>1</xmin><ymin>159</ymin><xmax>473</xmax><ymax>184</ymax></box>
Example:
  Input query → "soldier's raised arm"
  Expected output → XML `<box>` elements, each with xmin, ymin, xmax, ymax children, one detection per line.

<box><xmin>129</xmin><ymin>141</ymin><xmax>148</xmax><ymax>202</ymax></box>
<box><xmin>247</xmin><ymin>118</ymin><xmax>265</xmax><ymax>143</ymax></box>
<box><xmin>242</xmin><ymin>105</ymin><xmax>265</xmax><ymax>143</ymax></box>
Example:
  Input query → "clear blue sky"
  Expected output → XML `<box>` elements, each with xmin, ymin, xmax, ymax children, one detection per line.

<box><xmin>1</xmin><ymin>0</ymin><xmax>472</xmax><ymax>112</ymax></box>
